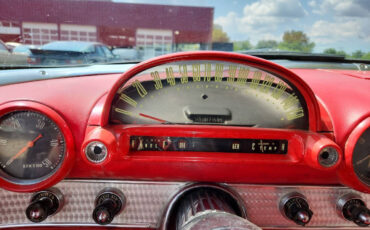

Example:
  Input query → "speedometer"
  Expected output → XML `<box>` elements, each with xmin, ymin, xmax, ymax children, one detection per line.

<box><xmin>111</xmin><ymin>60</ymin><xmax>309</xmax><ymax>129</ymax></box>
<box><xmin>0</xmin><ymin>111</ymin><xmax>65</xmax><ymax>182</ymax></box>
<box><xmin>352</xmin><ymin>127</ymin><xmax>370</xmax><ymax>186</ymax></box>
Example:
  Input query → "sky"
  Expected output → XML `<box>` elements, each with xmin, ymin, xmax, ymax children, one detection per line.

<box><xmin>115</xmin><ymin>0</ymin><xmax>370</xmax><ymax>53</ymax></box>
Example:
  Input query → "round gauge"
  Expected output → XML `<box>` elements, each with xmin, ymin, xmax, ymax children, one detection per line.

<box><xmin>110</xmin><ymin>60</ymin><xmax>309</xmax><ymax>130</ymax></box>
<box><xmin>352</xmin><ymin>127</ymin><xmax>370</xmax><ymax>186</ymax></box>
<box><xmin>0</xmin><ymin>111</ymin><xmax>65</xmax><ymax>182</ymax></box>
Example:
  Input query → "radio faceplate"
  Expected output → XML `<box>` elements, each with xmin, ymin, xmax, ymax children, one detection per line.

<box><xmin>130</xmin><ymin>136</ymin><xmax>288</xmax><ymax>154</ymax></box>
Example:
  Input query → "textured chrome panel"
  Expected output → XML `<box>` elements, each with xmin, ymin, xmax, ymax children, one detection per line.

<box><xmin>0</xmin><ymin>180</ymin><xmax>185</xmax><ymax>228</ymax></box>
<box><xmin>232</xmin><ymin>184</ymin><xmax>370</xmax><ymax>228</ymax></box>
<box><xmin>0</xmin><ymin>180</ymin><xmax>369</xmax><ymax>229</ymax></box>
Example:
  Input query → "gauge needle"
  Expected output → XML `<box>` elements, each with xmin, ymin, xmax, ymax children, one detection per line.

<box><xmin>356</xmin><ymin>155</ymin><xmax>370</xmax><ymax>166</ymax></box>
<box><xmin>139</xmin><ymin>113</ymin><xmax>168</xmax><ymax>123</ymax></box>
<box><xmin>5</xmin><ymin>134</ymin><xmax>43</xmax><ymax>167</ymax></box>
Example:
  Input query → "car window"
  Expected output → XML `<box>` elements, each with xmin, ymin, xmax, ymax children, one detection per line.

<box><xmin>95</xmin><ymin>45</ymin><xmax>105</xmax><ymax>56</ymax></box>
<box><xmin>85</xmin><ymin>45</ymin><xmax>95</xmax><ymax>53</ymax></box>
<box><xmin>101</xmin><ymin>46</ymin><xmax>114</xmax><ymax>58</ymax></box>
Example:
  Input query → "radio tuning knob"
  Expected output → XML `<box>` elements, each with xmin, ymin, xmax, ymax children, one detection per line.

<box><xmin>279</xmin><ymin>192</ymin><xmax>313</xmax><ymax>226</ymax></box>
<box><xmin>25</xmin><ymin>188</ymin><xmax>64</xmax><ymax>223</ymax></box>
<box><xmin>92</xmin><ymin>188</ymin><xmax>125</xmax><ymax>225</ymax></box>
<box><xmin>337</xmin><ymin>193</ymin><xmax>370</xmax><ymax>227</ymax></box>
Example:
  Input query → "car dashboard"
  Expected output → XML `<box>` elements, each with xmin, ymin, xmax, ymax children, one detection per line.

<box><xmin>0</xmin><ymin>51</ymin><xmax>369</xmax><ymax>230</ymax></box>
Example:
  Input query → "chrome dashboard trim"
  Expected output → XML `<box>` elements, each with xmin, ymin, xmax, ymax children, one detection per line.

<box><xmin>159</xmin><ymin>182</ymin><xmax>248</xmax><ymax>230</ymax></box>
<box><xmin>0</xmin><ymin>179</ymin><xmax>369</xmax><ymax>229</ymax></box>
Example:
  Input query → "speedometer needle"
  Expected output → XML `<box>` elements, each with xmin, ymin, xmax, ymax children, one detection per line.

<box><xmin>5</xmin><ymin>134</ymin><xmax>43</xmax><ymax>167</ymax></box>
<box><xmin>356</xmin><ymin>155</ymin><xmax>370</xmax><ymax>165</ymax></box>
<box><xmin>139</xmin><ymin>113</ymin><xmax>168</xmax><ymax>123</ymax></box>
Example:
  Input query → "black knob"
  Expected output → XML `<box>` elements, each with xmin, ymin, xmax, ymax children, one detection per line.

<box><xmin>92</xmin><ymin>188</ymin><xmax>125</xmax><ymax>225</ymax></box>
<box><xmin>25</xmin><ymin>188</ymin><xmax>64</xmax><ymax>223</ymax></box>
<box><xmin>337</xmin><ymin>194</ymin><xmax>370</xmax><ymax>227</ymax></box>
<box><xmin>280</xmin><ymin>192</ymin><xmax>313</xmax><ymax>226</ymax></box>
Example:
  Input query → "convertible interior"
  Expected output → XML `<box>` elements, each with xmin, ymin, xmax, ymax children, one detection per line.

<box><xmin>0</xmin><ymin>51</ymin><xmax>369</xmax><ymax>229</ymax></box>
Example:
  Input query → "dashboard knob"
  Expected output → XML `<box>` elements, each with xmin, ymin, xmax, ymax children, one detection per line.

<box><xmin>92</xmin><ymin>188</ymin><xmax>125</xmax><ymax>225</ymax></box>
<box><xmin>25</xmin><ymin>188</ymin><xmax>64</xmax><ymax>223</ymax></box>
<box><xmin>337</xmin><ymin>193</ymin><xmax>370</xmax><ymax>227</ymax></box>
<box><xmin>279</xmin><ymin>192</ymin><xmax>313</xmax><ymax>226</ymax></box>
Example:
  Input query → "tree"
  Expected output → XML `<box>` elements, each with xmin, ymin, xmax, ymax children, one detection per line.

<box><xmin>362</xmin><ymin>52</ymin><xmax>370</xmax><ymax>60</ymax></box>
<box><xmin>278</xmin><ymin>30</ymin><xmax>315</xmax><ymax>53</ymax></box>
<box><xmin>352</xmin><ymin>50</ymin><xmax>364</xmax><ymax>59</ymax></box>
<box><xmin>256</xmin><ymin>40</ymin><xmax>278</xmax><ymax>49</ymax></box>
<box><xmin>233</xmin><ymin>40</ymin><xmax>253</xmax><ymax>51</ymax></box>
<box><xmin>323</xmin><ymin>48</ymin><xmax>337</xmax><ymax>55</ymax></box>
<box><xmin>323</xmin><ymin>48</ymin><xmax>346</xmax><ymax>56</ymax></box>
<box><xmin>212</xmin><ymin>24</ymin><xmax>230</xmax><ymax>43</ymax></box>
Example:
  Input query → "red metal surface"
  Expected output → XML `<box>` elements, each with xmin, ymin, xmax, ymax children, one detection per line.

<box><xmin>290</xmin><ymin>68</ymin><xmax>370</xmax><ymax>146</ymax></box>
<box><xmin>0</xmin><ymin>52</ymin><xmax>368</xmax><ymax>193</ymax></box>
<box><xmin>75</xmin><ymin>125</ymin><xmax>341</xmax><ymax>185</ymax></box>
<box><xmin>0</xmin><ymin>101</ymin><xmax>75</xmax><ymax>192</ymax></box>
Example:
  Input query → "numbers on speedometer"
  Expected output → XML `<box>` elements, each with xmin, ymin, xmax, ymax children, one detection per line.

<box><xmin>0</xmin><ymin>111</ymin><xmax>65</xmax><ymax>181</ymax></box>
<box><xmin>111</xmin><ymin>60</ymin><xmax>309</xmax><ymax>130</ymax></box>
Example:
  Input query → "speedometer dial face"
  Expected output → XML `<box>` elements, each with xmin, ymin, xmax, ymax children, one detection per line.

<box><xmin>111</xmin><ymin>60</ymin><xmax>309</xmax><ymax>129</ymax></box>
<box><xmin>0</xmin><ymin>111</ymin><xmax>65</xmax><ymax>182</ymax></box>
<box><xmin>352</xmin><ymin>128</ymin><xmax>370</xmax><ymax>186</ymax></box>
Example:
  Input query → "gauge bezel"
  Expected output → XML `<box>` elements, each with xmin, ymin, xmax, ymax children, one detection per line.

<box><xmin>340</xmin><ymin>116</ymin><xmax>370</xmax><ymax>193</ymax></box>
<box><xmin>101</xmin><ymin>51</ymin><xmax>320</xmax><ymax>131</ymax></box>
<box><xmin>0</xmin><ymin>101</ymin><xmax>75</xmax><ymax>192</ymax></box>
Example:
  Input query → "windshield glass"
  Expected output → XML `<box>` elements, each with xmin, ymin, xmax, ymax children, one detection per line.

<box><xmin>0</xmin><ymin>0</ymin><xmax>369</xmax><ymax>68</ymax></box>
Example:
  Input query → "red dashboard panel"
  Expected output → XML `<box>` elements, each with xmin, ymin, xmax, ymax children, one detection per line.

<box><xmin>0</xmin><ymin>52</ymin><xmax>369</xmax><ymax>229</ymax></box>
<box><xmin>0</xmin><ymin>52</ymin><xmax>368</xmax><ymax>193</ymax></box>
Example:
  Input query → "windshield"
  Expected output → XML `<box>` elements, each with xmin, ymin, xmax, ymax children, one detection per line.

<box><xmin>0</xmin><ymin>0</ymin><xmax>369</xmax><ymax>68</ymax></box>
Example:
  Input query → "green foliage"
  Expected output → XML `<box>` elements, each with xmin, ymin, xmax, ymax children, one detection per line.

<box><xmin>323</xmin><ymin>48</ymin><xmax>337</xmax><ymax>55</ymax></box>
<box><xmin>212</xmin><ymin>24</ymin><xmax>230</xmax><ymax>43</ymax></box>
<box><xmin>278</xmin><ymin>30</ymin><xmax>315</xmax><ymax>53</ymax></box>
<box><xmin>256</xmin><ymin>40</ymin><xmax>278</xmax><ymax>49</ymax></box>
<box><xmin>352</xmin><ymin>50</ymin><xmax>365</xmax><ymax>59</ymax></box>
<box><xmin>336</xmin><ymin>50</ymin><xmax>347</xmax><ymax>56</ymax></box>
<box><xmin>323</xmin><ymin>48</ymin><xmax>346</xmax><ymax>56</ymax></box>
<box><xmin>233</xmin><ymin>40</ymin><xmax>253</xmax><ymax>51</ymax></box>
<box><xmin>362</xmin><ymin>52</ymin><xmax>370</xmax><ymax>60</ymax></box>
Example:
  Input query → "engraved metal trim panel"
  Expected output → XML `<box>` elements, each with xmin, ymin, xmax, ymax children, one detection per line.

<box><xmin>0</xmin><ymin>180</ymin><xmax>183</xmax><ymax>228</ymax></box>
<box><xmin>0</xmin><ymin>180</ymin><xmax>369</xmax><ymax>229</ymax></box>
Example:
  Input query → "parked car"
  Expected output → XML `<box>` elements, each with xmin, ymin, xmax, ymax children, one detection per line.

<box><xmin>112</xmin><ymin>47</ymin><xmax>140</xmax><ymax>61</ymax></box>
<box><xmin>5</xmin><ymin>42</ymin><xmax>22</xmax><ymax>50</ymax></box>
<box><xmin>28</xmin><ymin>41</ymin><xmax>118</xmax><ymax>65</ymax></box>
<box><xmin>0</xmin><ymin>40</ymin><xmax>28</xmax><ymax>66</ymax></box>
<box><xmin>12</xmin><ymin>44</ymin><xmax>39</xmax><ymax>55</ymax></box>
